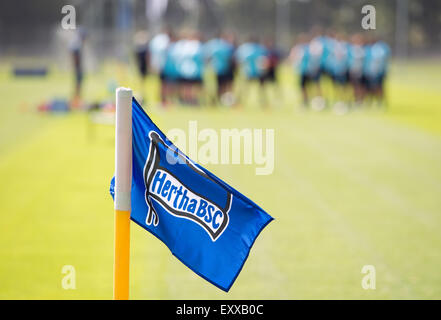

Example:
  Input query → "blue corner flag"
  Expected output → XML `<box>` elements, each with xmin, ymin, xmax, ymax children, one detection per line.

<box><xmin>110</xmin><ymin>99</ymin><xmax>273</xmax><ymax>292</ymax></box>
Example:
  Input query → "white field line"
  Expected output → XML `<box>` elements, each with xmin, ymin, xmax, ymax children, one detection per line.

<box><xmin>313</xmin><ymin>118</ymin><xmax>441</xmax><ymax>192</ymax></box>
<box><xmin>356</xmin><ymin>117</ymin><xmax>441</xmax><ymax>188</ymax></box>
<box><xmin>284</xmin><ymin>125</ymin><xmax>441</xmax><ymax>234</ymax></box>
<box><xmin>354</xmin><ymin>116</ymin><xmax>441</xmax><ymax>160</ymax></box>
<box><xmin>277</xmin><ymin>147</ymin><xmax>418</xmax><ymax>298</ymax></box>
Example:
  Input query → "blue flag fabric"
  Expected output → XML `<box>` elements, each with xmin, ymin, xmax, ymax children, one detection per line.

<box><xmin>110</xmin><ymin>99</ymin><xmax>273</xmax><ymax>291</ymax></box>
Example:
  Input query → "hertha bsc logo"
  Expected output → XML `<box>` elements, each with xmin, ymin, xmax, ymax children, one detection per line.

<box><xmin>143</xmin><ymin>131</ymin><xmax>231</xmax><ymax>241</ymax></box>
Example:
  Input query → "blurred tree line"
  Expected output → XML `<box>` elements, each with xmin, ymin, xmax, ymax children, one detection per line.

<box><xmin>0</xmin><ymin>0</ymin><xmax>440</xmax><ymax>58</ymax></box>
<box><xmin>191</xmin><ymin>0</ymin><xmax>441</xmax><ymax>55</ymax></box>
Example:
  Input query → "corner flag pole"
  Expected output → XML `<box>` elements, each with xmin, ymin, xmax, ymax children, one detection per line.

<box><xmin>114</xmin><ymin>87</ymin><xmax>133</xmax><ymax>300</ymax></box>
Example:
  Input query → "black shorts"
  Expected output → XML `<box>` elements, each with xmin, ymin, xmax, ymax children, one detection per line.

<box><xmin>363</xmin><ymin>73</ymin><xmax>385</xmax><ymax>90</ymax></box>
<box><xmin>349</xmin><ymin>72</ymin><xmax>363</xmax><ymax>85</ymax></box>
<box><xmin>320</xmin><ymin>67</ymin><xmax>331</xmax><ymax>78</ymax></box>
<box><xmin>259</xmin><ymin>68</ymin><xmax>276</xmax><ymax>84</ymax></box>
<box><xmin>75</xmin><ymin>69</ymin><xmax>83</xmax><ymax>86</ymax></box>
<box><xmin>137</xmin><ymin>57</ymin><xmax>147</xmax><ymax>78</ymax></box>
<box><xmin>331</xmin><ymin>72</ymin><xmax>349</xmax><ymax>85</ymax></box>
<box><xmin>300</xmin><ymin>73</ymin><xmax>320</xmax><ymax>88</ymax></box>
<box><xmin>160</xmin><ymin>72</ymin><xmax>177</xmax><ymax>84</ymax></box>
<box><xmin>180</xmin><ymin>77</ymin><xmax>203</xmax><ymax>85</ymax></box>
<box><xmin>217</xmin><ymin>71</ymin><xmax>234</xmax><ymax>86</ymax></box>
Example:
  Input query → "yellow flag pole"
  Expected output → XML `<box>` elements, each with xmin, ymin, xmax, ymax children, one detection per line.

<box><xmin>113</xmin><ymin>87</ymin><xmax>133</xmax><ymax>300</ymax></box>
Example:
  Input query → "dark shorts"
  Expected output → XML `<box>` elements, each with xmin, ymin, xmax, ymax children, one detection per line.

<box><xmin>138</xmin><ymin>65</ymin><xmax>147</xmax><ymax>78</ymax></box>
<box><xmin>300</xmin><ymin>72</ymin><xmax>320</xmax><ymax>88</ymax></box>
<box><xmin>331</xmin><ymin>72</ymin><xmax>349</xmax><ymax>85</ymax></box>
<box><xmin>259</xmin><ymin>68</ymin><xmax>276</xmax><ymax>84</ymax></box>
<box><xmin>160</xmin><ymin>72</ymin><xmax>177</xmax><ymax>84</ymax></box>
<box><xmin>349</xmin><ymin>72</ymin><xmax>363</xmax><ymax>85</ymax></box>
<box><xmin>136</xmin><ymin>55</ymin><xmax>148</xmax><ymax>78</ymax></box>
<box><xmin>179</xmin><ymin>77</ymin><xmax>203</xmax><ymax>85</ymax></box>
<box><xmin>217</xmin><ymin>69</ymin><xmax>234</xmax><ymax>86</ymax></box>
<box><xmin>75</xmin><ymin>69</ymin><xmax>83</xmax><ymax>86</ymax></box>
<box><xmin>363</xmin><ymin>73</ymin><xmax>385</xmax><ymax>90</ymax></box>
<box><xmin>320</xmin><ymin>67</ymin><xmax>331</xmax><ymax>78</ymax></box>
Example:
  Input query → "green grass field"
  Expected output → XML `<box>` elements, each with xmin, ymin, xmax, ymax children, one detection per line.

<box><xmin>0</xmin><ymin>61</ymin><xmax>440</xmax><ymax>299</ymax></box>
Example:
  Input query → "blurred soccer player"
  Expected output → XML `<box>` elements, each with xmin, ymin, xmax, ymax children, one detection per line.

<box><xmin>134</xmin><ymin>31</ymin><xmax>150</xmax><ymax>102</ymax></box>
<box><xmin>235</xmin><ymin>37</ymin><xmax>269</xmax><ymax>107</ymax></box>
<box><xmin>325</xmin><ymin>33</ymin><xmax>350</xmax><ymax>113</ymax></box>
<box><xmin>174</xmin><ymin>31</ymin><xmax>204</xmax><ymax>105</ymax></box>
<box><xmin>149</xmin><ymin>30</ymin><xmax>177</xmax><ymax>106</ymax></box>
<box><xmin>363</xmin><ymin>37</ymin><xmax>390</xmax><ymax>107</ymax></box>
<box><xmin>69</xmin><ymin>27</ymin><xmax>86</xmax><ymax>108</ymax></box>
<box><xmin>348</xmin><ymin>34</ymin><xmax>366</xmax><ymax>105</ymax></box>
<box><xmin>259</xmin><ymin>37</ymin><xmax>282</xmax><ymax>107</ymax></box>
<box><xmin>289</xmin><ymin>33</ymin><xmax>323</xmax><ymax>109</ymax></box>
<box><xmin>203</xmin><ymin>32</ymin><xmax>236</xmax><ymax>106</ymax></box>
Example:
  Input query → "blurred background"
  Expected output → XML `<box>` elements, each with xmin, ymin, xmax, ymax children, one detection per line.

<box><xmin>2</xmin><ymin>0</ymin><xmax>441</xmax><ymax>60</ymax></box>
<box><xmin>0</xmin><ymin>0</ymin><xmax>440</xmax><ymax>299</ymax></box>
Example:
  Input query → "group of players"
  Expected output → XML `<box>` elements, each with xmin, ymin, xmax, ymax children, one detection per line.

<box><xmin>135</xmin><ymin>30</ymin><xmax>281</xmax><ymax>107</ymax></box>
<box><xmin>134</xmin><ymin>29</ymin><xmax>390</xmax><ymax>110</ymax></box>
<box><xmin>289</xmin><ymin>30</ymin><xmax>390</xmax><ymax>111</ymax></box>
